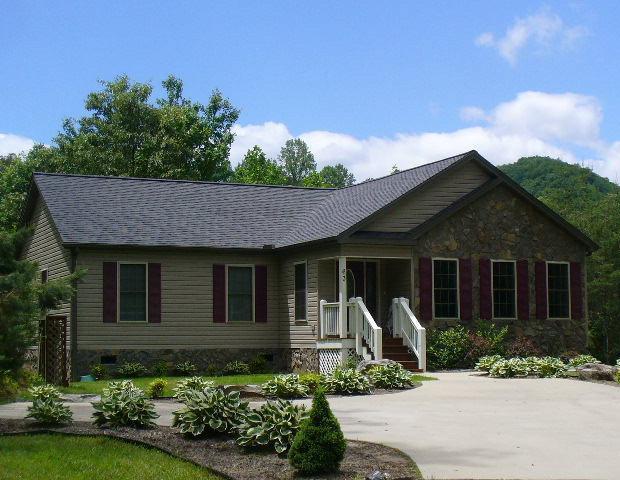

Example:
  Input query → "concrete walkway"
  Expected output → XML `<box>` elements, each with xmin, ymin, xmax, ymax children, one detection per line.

<box><xmin>2</xmin><ymin>372</ymin><xmax>620</xmax><ymax>479</ymax></box>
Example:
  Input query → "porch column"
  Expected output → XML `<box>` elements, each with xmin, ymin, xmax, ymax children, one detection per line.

<box><xmin>338</xmin><ymin>256</ymin><xmax>347</xmax><ymax>338</ymax></box>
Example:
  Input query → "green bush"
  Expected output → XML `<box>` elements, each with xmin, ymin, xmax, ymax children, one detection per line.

<box><xmin>236</xmin><ymin>400</ymin><xmax>309</xmax><ymax>453</ymax></box>
<box><xmin>322</xmin><ymin>368</ymin><xmax>371</xmax><ymax>395</ymax></box>
<box><xmin>530</xmin><ymin>357</ymin><xmax>567</xmax><ymax>378</ymax></box>
<box><xmin>488</xmin><ymin>358</ymin><xmax>531</xmax><ymax>378</ymax></box>
<box><xmin>92</xmin><ymin>380</ymin><xmax>159</xmax><ymax>428</ymax></box>
<box><xmin>288</xmin><ymin>389</ymin><xmax>346</xmax><ymax>475</ymax></box>
<box><xmin>173</xmin><ymin>376</ymin><xmax>215</xmax><ymax>401</ymax></box>
<box><xmin>0</xmin><ymin>370</ymin><xmax>19</xmax><ymax>400</ymax></box>
<box><xmin>205</xmin><ymin>364</ymin><xmax>220</xmax><ymax>376</ymax></box>
<box><xmin>261</xmin><ymin>374</ymin><xmax>309</xmax><ymax>399</ymax></box>
<box><xmin>568</xmin><ymin>354</ymin><xmax>601</xmax><ymax>367</ymax></box>
<box><xmin>299</xmin><ymin>373</ymin><xmax>322</xmax><ymax>393</ymax></box>
<box><xmin>466</xmin><ymin>321</ymin><xmax>508</xmax><ymax>362</ymax></box>
<box><xmin>175</xmin><ymin>361</ymin><xmax>197</xmax><ymax>376</ymax></box>
<box><xmin>427</xmin><ymin>325</ymin><xmax>471</xmax><ymax>370</ymax></box>
<box><xmin>475</xmin><ymin>355</ymin><xmax>504</xmax><ymax>372</ymax></box>
<box><xmin>147</xmin><ymin>378</ymin><xmax>168</xmax><ymax>398</ymax></box>
<box><xmin>90</xmin><ymin>364</ymin><xmax>108</xmax><ymax>380</ymax></box>
<box><xmin>506</xmin><ymin>336</ymin><xmax>543</xmax><ymax>357</ymax></box>
<box><xmin>152</xmin><ymin>360</ymin><xmax>169</xmax><ymax>376</ymax></box>
<box><xmin>25</xmin><ymin>385</ymin><xmax>72</xmax><ymax>425</ymax></box>
<box><xmin>172</xmin><ymin>388</ymin><xmax>249</xmax><ymax>436</ymax></box>
<box><xmin>17</xmin><ymin>368</ymin><xmax>44</xmax><ymax>388</ymax></box>
<box><xmin>222</xmin><ymin>361</ymin><xmax>250</xmax><ymax>375</ymax></box>
<box><xmin>116</xmin><ymin>362</ymin><xmax>148</xmax><ymax>377</ymax></box>
<box><xmin>367</xmin><ymin>363</ymin><xmax>415</xmax><ymax>389</ymax></box>
<box><xmin>248</xmin><ymin>354</ymin><xmax>269</xmax><ymax>374</ymax></box>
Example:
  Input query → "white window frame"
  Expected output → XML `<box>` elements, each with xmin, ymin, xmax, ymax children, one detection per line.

<box><xmin>294</xmin><ymin>260</ymin><xmax>308</xmax><ymax>322</ymax></box>
<box><xmin>117</xmin><ymin>261</ymin><xmax>149</xmax><ymax>323</ymax></box>
<box><xmin>546</xmin><ymin>261</ymin><xmax>571</xmax><ymax>320</ymax></box>
<box><xmin>225</xmin><ymin>264</ymin><xmax>255</xmax><ymax>323</ymax></box>
<box><xmin>491</xmin><ymin>259</ymin><xmax>517</xmax><ymax>320</ymax></box>
<box><xmin>431</xmin><ymin>257</ymin><xmax>460</xmax><ymax>320</ymax></box>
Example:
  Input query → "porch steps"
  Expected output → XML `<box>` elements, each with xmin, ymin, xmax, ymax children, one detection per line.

<box><xmin>381</xmin><ymin>337</ymin><xmax>423</xmax><ymax>373</ymax></box>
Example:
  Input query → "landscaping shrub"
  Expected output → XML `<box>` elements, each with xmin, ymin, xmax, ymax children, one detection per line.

<box><xmin>506</xmin><ymin>336</ymin><xmax>543</xmax><ymax>357</ymax></box>
<box><xmin>205</xmin><ymin>364</ymin><xmax>220</xmax><ymax>376</ymax></box>
<box><xmin>90</xmin><ymin>364</ymin><xmax>108</xmax><ymax>380</ymax></box>
<box><xmin>175</xmin><ymin>361</ymin><xmax>198</xmax><ymax>376</ymax></box>
<box><xmin>288</xmin><ymin>389</ymin><xmax>346</xmax><ymax>475</ymax></box>
<box><xmin>488</xmin><ymin>358</ymin><xmax>531</xmax><ymax>378</ymax></box>
<box><xmin>236</xmin><ymin>399</ymin><xmax>309</xmax><ymax>453</ymax></box>
<box><xmin>25</xmin><ymin>385</ymin><xmax>72</xmax><ymax>425</ymax></box>
<box><xmin>261</xmin><ymin>374</ymin><xmax>309</xmax><ymax>399</ymax></box>
<box><xmin>172</xmin><ymin>388</ymin><xmax>249</xmax><ymax>436</ymax></box>
<box><xmin>147</xmin><ymin>378</ymin><xmax>168</xmax><ymax>398</ymax></box>
<box><xmin>486</xmin><ymin>356</ymin><xmax>568</xmax><ymax>378</ymax></box>
<box><xmin>367</xmin><ymin>363</ymin><xmax>415</xmax><ymax>389</ymax></box>
<box><xmin>17</xmin><ymin>368</ymin><xmax>45</xmax><ymax>388</ymax></box>
<box><xmin>173</xmin><ymin>376</ymin><xmax>215</xmax><ymax>401</ymax></box>
<box><xmin>116</xmin><ymin>362</ymin><xmax>148</xmax><ymax>377</ymax></box>
<box><xmin>222</xmin><ymin>361</ymin><xmax>250</xmax><ymax>375</ymax></box>
<box><xmin>530</xmin><ymin>357</ymin><xmax>567</xmax><ymax>378</ymax></box>
<box><xmin>92</xmin><ymin>380</ymin><xmax>159</xmax><ymax>428</ymax></box>
<box><xmin>568</xmin><ymin>354</ymin><xmax>601</xmax><ymax>367</ymax></box>
<box><xmin>322</xmin><ymin>368</ymin><xmax>371</xmax><ymax>395</ymax></box>
<box><xmin>299</xmin><ymin>373</ymin><xmax>322</xmax><ymax>393</ymax></box>
<box><xmin>466</xmin><ymin>321</ymin><xmax>508</xmax><ymax>362</ymax></box>
<box><xmin>248</xmin><ymin>354</ymin><xmax>269</xmax><ymax>374</ymax></box>
<box><xmin>152</xmin><ymin>360</ymin><xmax>168</xmax><ymax>377</ymax></box>
<box><xmin>0</xmin><ymin>370</ymin><xmax>19</xmax><ymax>400</ymax></box>
<box><xmin>427</xmin><ymin>325</ymin><xmax>471</xmax><ymax>370</ymax></box>
<box><xmin>475</xmin><ymin>355</ymin><xmax>504</xmax><ymax>372</ymax></box>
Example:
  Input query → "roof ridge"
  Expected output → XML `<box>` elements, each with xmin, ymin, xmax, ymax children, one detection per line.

<box><xmin>33</xmin><ymin>172</ymin><xmax>336</xmax><ymax>191</ymax></box>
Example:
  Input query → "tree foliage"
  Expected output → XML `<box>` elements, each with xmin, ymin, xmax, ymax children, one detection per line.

<box><xmin>231</xmin><ymin>146</ymin><xmax>287</xmax><ymax>185</ymax></box>
<box><xmin>277</xmin><ymin>138</ymin><xmax>317</xmax><ymax>186</ymax></box>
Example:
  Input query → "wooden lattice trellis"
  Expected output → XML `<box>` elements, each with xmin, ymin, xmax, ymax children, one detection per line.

<box><xmin>38</xmin><ymin>315</ymin><xmax>68</xmax><ymax>386</ymax></box>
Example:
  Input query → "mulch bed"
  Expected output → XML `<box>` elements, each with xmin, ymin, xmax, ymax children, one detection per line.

<box><xmin>0</xmin><ymin>419</ymin><xmax>421</xmax><ymax>480</ymax></box>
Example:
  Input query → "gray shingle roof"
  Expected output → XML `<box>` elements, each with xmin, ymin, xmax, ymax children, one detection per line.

<box><xmin>32</xmin><ymin>151</ymin><xmax>469</xmax><ymax>249</ymax></box>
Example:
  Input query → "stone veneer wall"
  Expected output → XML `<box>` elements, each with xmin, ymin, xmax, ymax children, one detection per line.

<box><xmin>412</xmin><ymin>185</ymin><xmax>589</xmax><ymax>354</ymax></box>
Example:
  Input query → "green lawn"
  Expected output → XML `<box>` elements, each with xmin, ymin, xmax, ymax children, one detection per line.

<box><xmin>0</xmin><ymin>434</ymin><xmax>221</xmax><ymax>480</ymax></box>
<box><xmin>60</xmin><ymin>373</ymin><xmax>277</xmax><ymax>396</ymax></box>
<box><xmin>411</xmin><ymin>374</ymin><xmax>437</xmax><ymax>382</ymax></box>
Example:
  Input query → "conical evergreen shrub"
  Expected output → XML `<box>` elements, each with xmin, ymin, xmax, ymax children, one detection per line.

<box><xmin>288</xmin><ymin>388</ymin><xmax>346</xmax><ymax>475</ymax></box>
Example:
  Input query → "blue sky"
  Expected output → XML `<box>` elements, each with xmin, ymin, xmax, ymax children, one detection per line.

<box><xmin>1</xmin><ymin>1</ymin><xmax>619</xmax><ymax>181</ymax></box>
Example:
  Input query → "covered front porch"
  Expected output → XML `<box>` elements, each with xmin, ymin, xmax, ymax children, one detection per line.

<box><xmin>315</xmin><ymin>256</ymin><xmax>426</xmax><ymax>373</ymax></box>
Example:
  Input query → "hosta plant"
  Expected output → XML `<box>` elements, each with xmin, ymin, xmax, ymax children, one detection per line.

<box><xmin>475</xmin><ymin>355</ymin><xmax>504</xmax><ymax>373</ymax></box>
<box><xmin>488</xmin><ymin>358</ymin><xmax>531</xmax><ymax>378</ymax></box>
<box><xmin>175</xmin><ymin>361</ymin><xmax>198</xmax><ymax>376</ymax></box>
<box><xmin>26</xmin><ymin>385</ymin><xmax>72</xmax><ymax>425</ymax></box>
<box><xmin>568</xmin><ymin>355</ymin><xmax>601</xmax><ymax>367</ymax></box>
<box><xmin>147</xmin><ymin>378</ymin><xmax>168</xmax><ymax>398</ymax></box>
<box><xmin>299</xmin><ymin>373</ymin><xmax>323</xmax><ymax>393</ymax></box>
<box><xmin>92</xmin><ymin>380</ymin><xmax>159</xmax><ymax>428</ymax></box>
<box><xmin>261</xmin><ymin>374</ymin><xmax>309</xmax><ymax>399</ymax></box>
<box><xmin>530</xmin><ymin>357</ymin><xmax>567</xmax><ymax>378</ymax></box>
<box><xmin>223</xmin><ymin>360</ymin><xmax>250</xmax><ymax>375</ymax></box>
<box><xmin>367</xmin><ymin>363</ymin><xmax>415</xmax><ymax>389</ymax></box>
<box><xmin>172</xmin><ymin>388</ymin><xmax>249</xmax><ymax>436</ymax></box>
<box><xmin>172</xmin><ymin>376</ymin><xmax>215</xmax><ymax>401</ymax></box>
<box><xmin>236</xmin><ymin>400</ymin><xmax>308</xmax><ymax>453</ymax></box>
<box><xmin>116</xmin><ymin>362</ymin><xmax>148</xmax><ymax>377</ymax></box>
<box><xmin>322</xmin><ymin>368</ymin><xmax>372</xmax><ymax>395</ymax></box>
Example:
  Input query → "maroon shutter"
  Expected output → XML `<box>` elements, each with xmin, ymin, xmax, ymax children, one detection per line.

<box><xmin>148</xmin><ymin>263</ymin><xmax>161</xmax><ymax>323</ymax></box>
<box><xmin>459</xmin><ymin>258</ymin><xmax>472</xmax><ymax>321</ymax></box>
<box><xmin>479</xmin><ymin>258</ymin><xmax>492</xmax><ymax>320</ymax></box>
<box><xmin>102</xmin><ymin>262</ymin><xmax>117</xmax><ymax>323</ymax></box>
<box><xmin>419</xmin><ymin>257</ymin><xmax>432</xmax><ymax>322</ymax></box>
<box><xmin>213</xmin><ymin>264</ymin><xmax>226</xmax><ymax>323</ymax></box>
<box><xmin>570</xmin><ymin>262</ymin><xmax>583</xmax><ymax>320</ymax></box>
<box><xmin>255</xmin><ymin>265</ymin><xmax>267</xmax><ymax>323</ymax></box>
<box><xmin>516</xmin><ymin>259</ymin><xmax>529</xmax><ymax>320</ymax></box>
<box><xmin>535</xmin><ymin>261</ymin><xmax>547</xmax><ymax>320</ymax></box>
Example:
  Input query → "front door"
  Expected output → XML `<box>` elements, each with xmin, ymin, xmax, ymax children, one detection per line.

<box><xmin>346</xmin><ymin>260</ymin><xmax>378</xmax><ymax>320</ymax></box>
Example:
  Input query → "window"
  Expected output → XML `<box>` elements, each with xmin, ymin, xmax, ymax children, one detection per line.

<box><xmin>294</xmin><ymin>262</ymin><xmax>307</xmax><ymax>321</ymax></box>
<box><xmin>40</xmin><ymin>269</ymin><xmax>48</xmax><ymax>283</ymax></box>
<box><xmin>227</xmin><ymin>266</ymin><xmax>253</xmax><ymax>322</ymax></box>
<box><xmin>119</xmin><ymin>264</ymin><xmax>147</xmax><ymax>322</ymax></box>
<box><xmin>548</xmin><ymin>262</ymin><xmax>570</xmax><ymax>318</ymax></box>
<box><xmin>492</xmin><ymin>261</ymin><xmax>516</xmax><ymax>318</ymax></box>
<box><xmin>433</xmin><ymin>259</ymin><xmax>458</xmax><ymax>318</ymax></box>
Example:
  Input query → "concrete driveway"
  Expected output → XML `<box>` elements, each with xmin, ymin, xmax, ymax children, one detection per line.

<box><xmin>2</xmin><ymin>372</ymin><xmax>619</xmax><ymax>479</ymax></box>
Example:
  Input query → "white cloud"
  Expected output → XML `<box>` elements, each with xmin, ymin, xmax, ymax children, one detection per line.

<box><xmin>231</xmin><ymin>91</ymin><xmax>619</xmax><ymax>182</ymax></box>
<box><xmin>0</xmin><ymin>133</ymin><xmax>35</xmax><ymax>156</ymax></box>
<box><xmin>476</xmin><ymin>8</ymin><xmax>587</xmax><ymax>65</ymax></box>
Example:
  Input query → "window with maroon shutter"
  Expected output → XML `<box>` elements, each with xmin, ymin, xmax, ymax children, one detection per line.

<box><xmin>535</xmin><ymin>261</ymin><xmax>548</xmax><ymax>319</ymax></box>
<box><xmin>419</xmin><ymin>257</ymin><xmax>432</xmax><ymax>322</ymax></box>
<box><xmin>516</xmin><ymin>259</ymin><xmax>529</xmax><ymax>320</ymax></box>
<box><xmin>492</xmin><ymin>261</ymin><xmax>516</xmax><ymax>319</ymax></box>
<box><xmin>213</xmin><ymin>264</ymin><xmax>226</xmax><ymax>323</ymax></box>
<box><xmin>459</xmin><ymin>258</ymin><xmax>472</xmax><ymax>321</ymax></box>
<box><xmin>148</xmin><ymin>263</ymin><xmax>161</xmax><ymax>323</ymax></box>
<box><xmin>102</xmin><ymin>262</ymin><xmax>117</xmax><ymax>323</ymax></box>
<box><xmin>433</xmin><ymin>259</ymin><xmax>459</xmax><ymax>318</ymax></box>
<box><xmin>255</xmin><ymin>265</ymin><xmax>268</xmax><ymax>323</ymax></box>
<box><xmin>570</xmin><ymin>262</ymin><xmax>583</xmax><ymax>320</ymax></box>
<box><xmin>547</xmin><ymin>262</ymin><xmax>569</xmax><ymax>318</ymax></box>
<box><xmin>479</xmin><ymin>258</ymin><xmax>492</xmax><ymax>320</ymax></box>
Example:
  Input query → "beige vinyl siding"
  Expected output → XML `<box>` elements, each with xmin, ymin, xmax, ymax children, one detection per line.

<box><xmin>21</xmin><ymin>198</ymin><xmax>72</xmax><ymax>346</ymax></box>
<box><xmin>364</xmin><ymin>160</ymin><xmax>491</xmax><ymax>232</ymax></box>
<box><xmin>76</xmin><ymin>248</ymin><xmax>280</xmax><ymax>350</ymax></box>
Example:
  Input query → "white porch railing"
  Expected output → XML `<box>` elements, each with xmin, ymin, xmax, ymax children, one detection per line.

<box><xmin>319</xmin><ymin>301</ymin><xmax>340</xmax><ymax>337</ymax></box>
<box><xmin>350</xmin><ymin>297</ymin><xmax>382</xmax><ymax>360</ymax></box>
<box><xmin>392</xmin><ymin>297</ymin><xmax>426</xmax><ymax>371</ymax></box>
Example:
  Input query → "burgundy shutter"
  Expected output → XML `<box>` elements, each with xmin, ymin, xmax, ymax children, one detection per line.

<box><xmin>255</xmin><ymin>265</ymin><xmax>268</xmax><ymax>323</ymax></box>
<box><xmin>516</xmin><ymin>259</ymin><xmax>529</xmax><ymax>320</ymax></box>
<box><xmin>419</xmin><ymin>257</ymin><xmax>432</xmax><ymax>322</ymax></box>
<box><xmin>570</xmin><ymin>262</ymin><xmax>583</xmax><ymax>320</ymax></box>
<box><xmin>102</xmin><ymin>262</ymin><xmax>117</xmax><ymax>323</ymax></box>
<box><xmin>213</xmin><ymin>264</ymin><xmax>226</xmax><ymax>323</ymax></box>
<box><xmin>535</xmin><ymin>261</ymin><xmax>547</xmax><ymax>320</ymax></box>
<box><xmin>148</xmin><ymin>263</ymin><xmax>161</xmax><ymax>323</ymax></box>
<box><xmin>479</xmin><ymin>258</ymin><xmax>492</xmax><ymax>320</ymax></box>
<box><xmin>459</xmin><ymin>258</ymin><xmax>472</xmax><ymax>321</ymax></box>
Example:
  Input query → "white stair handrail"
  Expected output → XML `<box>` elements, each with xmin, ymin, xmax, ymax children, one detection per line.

<box><xmin>319</xmin><ymin>300</ymin><xmax>341</xmax><ymax>338</ymax></box>
<box><xmin>351</xmin><ymin>297</ymin><xmax>382</xmax><ymax>360</ymax></box>
<box><xmin>392</xmin><ymin>297</ymin><xmax>426</xmax><ymax>371</ymax></box>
